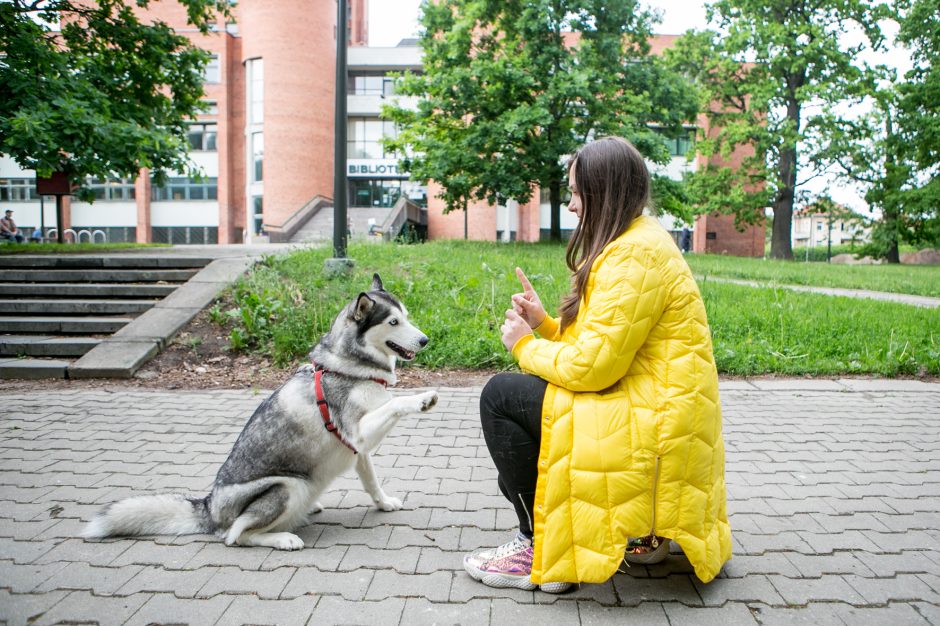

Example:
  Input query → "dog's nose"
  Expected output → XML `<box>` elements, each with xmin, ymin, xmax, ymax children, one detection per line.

<box><xmin>419</xmin><ymin>336</ymin><xmax>429</xmax><ymax>347</ymax></box>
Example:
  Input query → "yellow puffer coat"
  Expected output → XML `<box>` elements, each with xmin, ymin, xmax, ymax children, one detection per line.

<box><xmin>511</xmin><ymin>215</ymin><xmax>732</xmax><ymax>584</ymax></box>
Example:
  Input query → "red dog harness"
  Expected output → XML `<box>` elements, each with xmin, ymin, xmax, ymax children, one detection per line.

<box><xmin>313</xmin><ymin>364</ymin><xmax>389</xmax><ymax>455</ymax></box>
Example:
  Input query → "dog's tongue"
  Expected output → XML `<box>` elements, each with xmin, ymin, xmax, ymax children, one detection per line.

<box><xmin>404</xmin><ymin>350</ymin><xmax>415</xmax><ymax>360</ymax></box>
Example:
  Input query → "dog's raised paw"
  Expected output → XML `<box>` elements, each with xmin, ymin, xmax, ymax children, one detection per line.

<box><xmin>419</xmin><ymin>391</ymin><xmax>438</xmax><ymax>412</ymax></box>
<box><xmin>377</xmin><ymin>496</ymin><xmax>403</xmax><ymax>511</ymax></box>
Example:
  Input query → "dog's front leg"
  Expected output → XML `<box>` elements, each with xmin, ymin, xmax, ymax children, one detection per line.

<box><xmin>355</xmin><ymin>453</ymin><xmax>402</xmax><ymax>511</ymax></box>
<box><xmin>355</xmin><ymin>390</ymin><xmax>438</xmax><ymax>452</ymax></box>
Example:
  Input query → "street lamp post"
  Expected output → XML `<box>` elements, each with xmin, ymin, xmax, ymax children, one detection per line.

<box><xmin>326</xmin><ymin>0</ymin><xmax>353</xmax><ymax>276</ymax></box>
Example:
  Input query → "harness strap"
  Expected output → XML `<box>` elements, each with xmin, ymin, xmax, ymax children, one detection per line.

<box><xmin>314</xmin><ymin>368</ymin><xmax>358</xmax><ymax>454</ymax></box>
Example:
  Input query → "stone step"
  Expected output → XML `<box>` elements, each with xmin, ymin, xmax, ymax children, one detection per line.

<box><xmin>0</xmin><ymin>283</ymin><xmax>178</xmax><ymax>298</ymax></box>
<box><xmin>0</xmin><ymin>336</ymin><xmax>99</xmax><ymax>357</ymax></box>
<box><xmin>0</xmin><ymin>357</ymin><xmax>69</xmax><ymax>380</ymax></box>
<box><xmin>0</xmin><ymin>299</ymin><xmax>157</xmax><ymax>315</ymax></box>
<box><xmin>0</xmin><ymin>316</ymin><xmax>133</xmax><ymax>334</ymax></box>
<box><xmin>0</xmin><ymin>256</ymin><xmax>212</xmax><ymax>269</ymax></box>
<box><xmin>0</xmin><ymin>269</ymin><xmax>198</xmax><ymax>283</ymax></box>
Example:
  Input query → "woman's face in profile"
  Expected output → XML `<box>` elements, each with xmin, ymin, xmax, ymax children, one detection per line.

<box><xmin>567</xmin><ymin>163</ymin><xmax>582</xmax><ymax>219</ymax></box>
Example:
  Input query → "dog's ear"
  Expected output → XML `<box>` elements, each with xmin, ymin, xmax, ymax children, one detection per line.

<box><xmin>353</xmin><ymin>293</ymin><xmax>374</xmax><ymax>321</ymax></box>
<box><xmin>371</xmin><ymin>273</ymin><xmax>384</xmax><ymax>292</ymax></box>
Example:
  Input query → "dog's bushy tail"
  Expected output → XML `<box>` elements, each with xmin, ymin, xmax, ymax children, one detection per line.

<box><xmin>83</xmin><ymin>494</ymin><xmax>212</xmax><ymax>539</ymax></box>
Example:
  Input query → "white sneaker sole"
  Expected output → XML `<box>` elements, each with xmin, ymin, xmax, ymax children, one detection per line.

<box><xmin>464</xmin><ymin>558</ymin><xmax>571</xmax><ymax>593</ymax></box>
<box><xmin>464</xmin><ymin>559</ymin><xmax>537</xmax><ymax>590</ymax></box>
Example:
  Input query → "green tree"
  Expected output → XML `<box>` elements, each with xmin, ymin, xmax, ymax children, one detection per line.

<box><xmin>814</xmin><ymin>0</ymin><xmax>940</xmax><ymax>262</ymax></box>
<box><xmin>383</xmin><ymin>0</ymin><xmax>698</xmax><ymax>241</ymax></box>
<box><xmin>0</xmin><ymin>0</ymin><xmax>230</xmax><ymax>197</ymax></box>
<box><xmin>893</xmin><ymin>0</ymin><xmax>940</xmax><ymax>253</ymax></box>
<box><xmin>667</xmin><ymin>0</ymin><xmax>890</xmax><ymax>259</ymax></box>
<box><xmin>819</xmin><ymin>92</ymin><xmax>935</xmax><ymax>263</ymax></box>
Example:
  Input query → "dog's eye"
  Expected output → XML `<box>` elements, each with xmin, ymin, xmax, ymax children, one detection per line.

<box><xmin>389</xmin><ymin>319</ymin><xmax>398</xmax><ymax>326</ymax></box>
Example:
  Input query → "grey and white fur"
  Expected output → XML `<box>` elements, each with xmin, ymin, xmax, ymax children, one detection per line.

<box><xmin>83</xmin><ymin>274</ymin><xmax>438</xmax><ymax>550</ymax></box>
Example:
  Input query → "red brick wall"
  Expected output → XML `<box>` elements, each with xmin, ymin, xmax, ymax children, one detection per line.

<box><xmin>427</xmin><ymin>183</ymin><xmax>497</xmax><ymax>240</ymax></box>
<box><xmin>219</xmin><ymin>34</ymin><xmax>244</xmax><ymax>243</ymax></box>
<box><xmin>694</xmin><ymin>213</ymin><xmax>766</xmax><ymax>256</ymax></box>
<box><xmin>239</xmin><ymin>0</ymin><xmax>336</xmax><ymax>230</ymax></box>
<box><xmin>135</xmin><ymin>170</ymin><xmax>151</xmax><ymax>243</ymax></box>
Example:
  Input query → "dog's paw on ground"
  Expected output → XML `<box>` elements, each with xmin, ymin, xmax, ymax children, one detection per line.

<box><xmin>376</xmin><ymin>496</ymin><xmax>404</xmax><ymax>511</ymax></box>
<box><xmin>271</xmin><ymin>532</ymin><xmax>305</xmax><ymax>551</ymax></box>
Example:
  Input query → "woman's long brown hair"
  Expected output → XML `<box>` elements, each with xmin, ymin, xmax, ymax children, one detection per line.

<box><xmin>558</xmin><ymin>137</ymin><xmax>651</xmax><ymax>332</ymax></box>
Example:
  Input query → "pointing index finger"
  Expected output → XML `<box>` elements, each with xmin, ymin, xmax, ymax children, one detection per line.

<box><xmin>515</xmin><ymin>267</ymin><xmax>534</xmax><ymax>295</ymax></box>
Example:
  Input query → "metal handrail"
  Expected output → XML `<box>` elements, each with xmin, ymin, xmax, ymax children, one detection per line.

<box><xmin>380</xmin><ymin>197</ymin><xmax>426</xmax><ymax>241</ymax></box>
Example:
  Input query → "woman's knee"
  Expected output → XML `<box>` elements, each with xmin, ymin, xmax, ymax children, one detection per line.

<box><xmin>480</xmin><ymin>373</ymin><xmax>531</xmax><ymax>421</ymax></box>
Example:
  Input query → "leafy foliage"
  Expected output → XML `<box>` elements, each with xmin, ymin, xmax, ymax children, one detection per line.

<box><xmin>809</xmin><ymin>0</ymin><xmax>940</xmax><ymax>262</ymax></box>
<box><xmin>0</xmin><ymin>0</ymin><xmax>231</xmax><ymax>198</ymax></box>
<box><xmin>383</xmin><ymin>0</ymin><xmax>698</xmax><ymax>240</ymax></box>
<box><xmin>666</xmin><ymin>0</ymin><xmax>891</xmax><ymax>259</ymax></box>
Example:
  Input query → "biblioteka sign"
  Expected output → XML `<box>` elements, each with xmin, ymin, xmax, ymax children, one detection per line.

<box><xmin>347</xmin><ymin>159</ymin><xmax>402</xmax><ymax>177</ymax></box>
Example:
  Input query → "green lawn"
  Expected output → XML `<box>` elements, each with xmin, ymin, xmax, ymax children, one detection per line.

<box><xmin>220</xmin><ymin>241</ymin><xmax>939</xmax><ymax>377</ymax></box>
<box><xmin>686</xmin><ymin>253</ymin><xmax>940</xmax><ymax>298</ymax></box>
<box><xmin>0</xmin><ymin>242</ymin><xmax>170</xmax><ymax>254</ymax></box>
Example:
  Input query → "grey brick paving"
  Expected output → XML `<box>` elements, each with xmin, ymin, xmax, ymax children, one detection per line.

<box><xmin>0</xmin><ymin>381</ymin><xmax>939</xmax><ymax>624</ymax></box>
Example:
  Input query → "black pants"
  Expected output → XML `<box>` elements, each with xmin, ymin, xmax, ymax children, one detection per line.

<box><xmin>480</xmin><ymin>372</ymin><xmax>548</xmax><ymax>538</ymax></box>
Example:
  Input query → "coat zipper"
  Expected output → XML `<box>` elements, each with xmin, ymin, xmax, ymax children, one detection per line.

<box><xmin>648</xmin><ymin>455</ymin><xmax>662</xmax><ymax>548</ymax></box>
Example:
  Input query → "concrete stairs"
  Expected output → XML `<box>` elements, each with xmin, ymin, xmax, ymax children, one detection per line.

<box><xmin>290</xmin><ymin>206</ymin><xmax>394</xmax><ymax>243</ymax></box>
<box><xmin>0</xmin><ymin>255</ymin><xmax>211</xmax><ymax>380</ymax></box>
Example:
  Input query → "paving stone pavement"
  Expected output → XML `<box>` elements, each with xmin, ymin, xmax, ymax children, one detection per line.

<box><xmin>1</xmin><ymin>379</ymin><xmax>939</xmax><ymax>625</ymax></box>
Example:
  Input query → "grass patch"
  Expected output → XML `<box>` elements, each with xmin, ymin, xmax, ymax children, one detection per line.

<box><xmin>0</xmin><ymin>242</ymin><xmax>170</xmax><ymax>254</ymax></box>
<box><xmin>704</xmin><ymin>281</ymin><xmax>939</xmax><ymax>376</ymax></box>
<box><xmin>221</xmin><ymin>241</ymin><xmax>940</xmax><ymax>377</ymax></box>
<box><xmin>687</xmin><ymin>253</ymin><xmax>940</xmax><ymax>298</ymax></box>
<box><xmin>225</xmin><ymin>240</ymin><xmax>571</xmax><ymax>370</ymax></box>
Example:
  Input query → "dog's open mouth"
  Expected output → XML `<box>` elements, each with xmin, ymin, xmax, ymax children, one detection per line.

<box><xmin>386</xmin><ymin>341</ymin><xmax>416</xmax><ymax>360</ymax></box>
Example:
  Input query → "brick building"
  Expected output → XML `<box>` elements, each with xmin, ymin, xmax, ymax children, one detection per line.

<box><xmin>0</xmin><ymin>0</ymin><xmax>763</xmax><ymax>254</ymax></box>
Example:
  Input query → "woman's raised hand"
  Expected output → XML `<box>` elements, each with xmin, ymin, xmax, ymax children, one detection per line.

<box><xmin>511</xmin><ymin>267</ymin><xmax>546</xmax><ymax>329</ymax></box>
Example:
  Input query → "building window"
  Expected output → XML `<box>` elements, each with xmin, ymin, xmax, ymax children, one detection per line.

<box><xmin>87</xmin><ymin>177</ymin><xmax>136</xmax><ymax>201</ymax></box>
<box><xmin>0</xmin><ymin>178</ymin><xmax>39</xmax><ymax>201</ymax></box>
<box><xmin>248</xmin><ymin>58</ymin><xmax>263</xmax><ymax>125</ymax></box>
<box><xmin>187</xmin><ymin>123</ymin><xmax>218</xmax><ymax>151</ymax></box>
<box><xmin>252</xmin><ymin>196</ymin><xmax>263</xmax><ymax>235</ymax></box>
<box><xmin>653</xmin><ymin>127</ymin><xmax>696</xmax><ymax>157</ymax></box>
<box><xmin>348</xmin><ymin>72</ymin><xmax>397</xmax><ymax>97</ymax></box>
<box><xmin>347</xmin><ymin>179</ymin><xmax>427</xmax><ymax>208</ymax></box>
<box><xmin>347</xmin><ymin>117</ymin><xmax>398</xmax><ymax>159</ymax></box>
<box><xmin>251</xmin><ymin>132</ymin><xmax>264</xmax><ymax>182</ymax></box>
<box><xmin>203</xmin><ymin>55</ymin><xmax>220</xmax><ymax>83</ymax></box>
<box><xmin>202</xmin><ymin>100</ymin><xmax>218</xmax><ymax>116</ymax></box>
<box><xmin>151</xmin><ymin>177</ymin><xmax>218</xmax><ymax>201</ymax></box>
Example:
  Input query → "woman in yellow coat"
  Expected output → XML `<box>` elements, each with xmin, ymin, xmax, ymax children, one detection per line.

<box><xmin>463</xmin><ymin>136</ymin><xmax>732</xmax><ymax>593</ymax></box>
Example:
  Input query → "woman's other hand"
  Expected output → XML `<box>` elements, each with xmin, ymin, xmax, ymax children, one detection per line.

<box><xmin>511</xmin><ymin>267</ymin><xmax>546</xmax><ymax>329</ymax></box>
<box><xmin>501</xmin><ymin>309</ymin><xmax>532</xmax><ymax>352</ymax></box>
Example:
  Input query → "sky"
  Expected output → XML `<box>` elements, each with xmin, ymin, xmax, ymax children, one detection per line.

<box><xmin>367</xmin><ymin>0</ymin><xmax>913</xmax><ymax>214</ymax></box>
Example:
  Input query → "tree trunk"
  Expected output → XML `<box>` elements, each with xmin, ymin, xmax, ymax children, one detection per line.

<box><xmin>770</xmin><ymin>83</ymin><xmax>802</xmax><ymax>260</ymax></box>
<box><xmin>883</xmin><ymin>206</ymin><xmax>900</xmax><ymax>264</ymax></box>
<box><xmin>549</xmin><ymin>180</ymin><xmax>562</xmax><ymax>242</ymax></box>
<box><xmin>771</xmin><ymin>145</ymin><xmax>796</xmax><ymax>260</ymax></box>
<box><xmin>883</xmin><ymin>112</ymin><xmax>900</xmax><ymax>264</ymax></box>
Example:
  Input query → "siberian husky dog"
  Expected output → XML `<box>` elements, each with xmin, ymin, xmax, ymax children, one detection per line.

<box><xmin>84</xmin><ymin>274</ymin><xmax>438</xmax><ymax>550</ymax></box>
